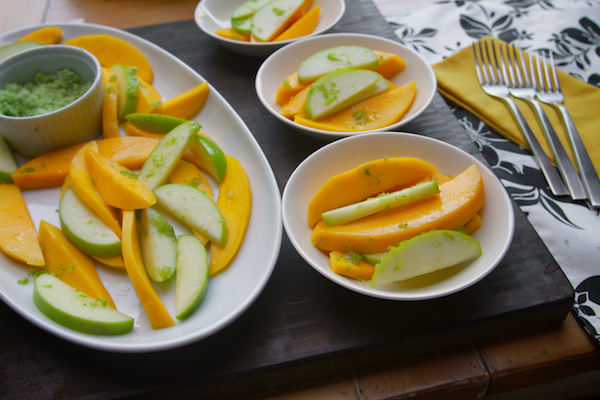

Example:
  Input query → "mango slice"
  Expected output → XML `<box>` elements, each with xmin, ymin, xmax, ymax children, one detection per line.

<box><xmin>276</xmin><ymin>71</ymin><xmax>309</xmax><ymax>106</ymax></box>
<box><xmin>121</xmin><ymin>210</ymin><xmax>174</xmax><ymax>329</ymax></box>
<box><xmin>12</xmin><ymin>137</ymin><xmax>161</xmax><ymax>191</ymax></box>
<box><xmin>308</xmin><ymin>157</ymin><xmax>438</xmax><ymax>227</ymax></box>
<box><xmin>92</xmin><ymin>255</ymin><xmax>125</xmax><ymax>269</ymax></box>
<box><xmin>17</xmin><ymin>26</ymin><xmax>61</xmax><ymax>44</ymax></box>
<box><xmin>136</xmin><ymin>77</ymin><xmax>162</xmax><ymax>114</ymax></box>
<box><xmin>101</xmin><ymin>68</ymin><xmax>119</xmax><ymax>138</ymax></box>
<box><xmin>168</xmin><ymin>160</ymin><xmax>215</xmax><ymax>246</ymax></box>
<box><xmin>274</xmin><ymin>5</ymin><xmax>320</xmax><ymax>41</ymax></box>
<box><xmin>209</xmin><ymin>156</ymin><xmax>252</xmax><ymax>276</ymax></box>
<box><xmin>125</xmin><ymin>124</ymin><xmax>165</xmax><ymax>140</ymax></box>
<box><xmin>372</xmin><ymin>50</ymin><xmax>406</xmax><ymax>79</ymax></box>
<box><xmin>329</xmin><ymin>251</ymin><xmax>375</xmax><ymax>281</ymax></box>
<box><xmin>39</xmin><ymin>221</ymin><xmax>115</xmax><ymax>308</ymax></box>
<box><xmin>66</xmin><ymin>142</ymin><xmax>122</xmax><ymax>239</ymax></box>
<box><xmin>85</xmin><ymin>151</ymin><xmax>156</xmax><ymax>210</ymax></box>
<box><xmin>64</xmin><ymin>34</ymin><xmax>154</xmax><ymax>83</ymax></box>
<box><xmin>0</xmin><ymin>183</ymin><xmax>45</xmax><ymax>267</ymax></box>
<box><xmin>216</xmin><ymin>28</ymin><xmax>251</xmax><ymax>42</ymax></box>
<box><xmin>294</xmin><ymin>80</ymin><xmax>416</xmax><ymax>131</ymax></box>
<box><xmin>311</xmin><ymin>164</ymin><xmax>485</xmax><ymax>254</ymax></box>
<box><xmin>279</xmin><ymin>84</ymin><xmax>310</xmax><ymax>119</ymax></box>
<box><xmin>154</xmin><ymin>82</ymin><xmax>209</xmax><ymax>120</ymax></box>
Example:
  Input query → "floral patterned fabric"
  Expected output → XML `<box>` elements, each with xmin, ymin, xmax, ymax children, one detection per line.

<box><xmin>373</xmin><ymin>0</ymin><xmax>600</xmax><ymax>343</ymax></box>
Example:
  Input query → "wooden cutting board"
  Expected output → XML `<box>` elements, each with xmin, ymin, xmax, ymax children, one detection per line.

<box><xmin>0</xmin><ymin>1</ymin><xmax>574</xmax><ymax>399</ymax></box>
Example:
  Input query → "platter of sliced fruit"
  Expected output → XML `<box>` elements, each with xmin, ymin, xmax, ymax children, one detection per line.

<box><xmin>0</xmin><ymin>23</ymin><xmax>282</xmax><ymax>353</ymax></box>
<box><xmin>282</xmin><ymin>131</ymin><xmax>515</xmax><ymax>301</ymax></box>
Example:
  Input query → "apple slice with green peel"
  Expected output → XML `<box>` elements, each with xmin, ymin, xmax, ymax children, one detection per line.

<box><xmin>232</xmin><ymin>0</ymin><xmax>275</xmax><ymax>20</ymax></box>
<box><xmin>370</xmin><ymin>230</ymin><xmax>482</xmax><ymax>287</ymax></box>
<box><xmin>305</xmin><ymin>69</ymin><xmax>390</xmax><ymax>120</ymax></box>
<box><xmin>126</xmin><ymin>113</ymin><xmax>187</xmax><ymax>134</ymax></box>
<box><xmin>0</xmin><ymin>134</ymin><xmax>17</xmax><ymax>183</ymax></box>
<box><xmin>362</xmin><ymin>252</ymin><xmax>387</xmax><ymax>265</ymax></box>
<box><xmin>59</xmin><ymin>187</ymin><xmax>122</xmax><ymax>258</ymax></box>
<box><xmin>138</xmin><ymin>121</ymin><xmax>199</xmax><ymax>190</ymax></box>
<box><xmin>0</xmin><ymin>41</ymin><xmax>44</xmax><ymax>62</ymax></box>
<box><xmin>154</xmin><ymin>183</ymin><xmax>228</xmax><ymax>247</ymax></box>
<box><xmin>138</xmin><ymin>207</ymin><xmax>178</xmax><ymax>282</ymax></box>
<box><xmin>109</xmin><ymin>64</ymin><xmax>139</xmax><ymax>121</ymax></box>
<box><xmin>188</xmin><ymin>133</ymin><xmax>227</xmax><ymax>183</ymax></box>
<box><xmin>251</xmin><ymin>0</ymin><xmax>306</xmax><ymax>42</ymax></box>
<box><xmin>297</xmin><ymin>45</ymin><xmax>380</xmax><ymax>84</ymax></box>
<box><xmin>33</xmin><ymin>273</ymin><xmax>134</xmax><ymax>335</ymax></box>
<box><xmin>321</xmin><ymin>180</ymin><xmax>440</xmax><ymax>227</ymax></box>
<box><xmin>232</xmin><ymin>18</ymin><xmax>252</xmax><ymax>35</ymax></box>
<box><xmin>175</xmin><ymin>234</ymin><xmax>209</xmax><ymax>320</ymax></box>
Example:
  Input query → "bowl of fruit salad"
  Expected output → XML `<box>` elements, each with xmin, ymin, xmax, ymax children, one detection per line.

<box><xmin>282</xmin><ymin>131</ymin><xmax>515</xmax><ymax>300</ymax></box>
<box><xmin>194</xmin><ymin>0</ymin><xmax>345</xmax><ymax>57</ymax></box>
<box><xmin>256</xmin><ymin>33</ymin><xmax>437</xmax><ymax>140</ymax></box>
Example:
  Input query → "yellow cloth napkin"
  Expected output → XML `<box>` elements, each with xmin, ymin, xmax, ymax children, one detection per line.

<box><xmin>433</xmin><ymin>36</ymin><xmax>600</xmax><ymax>175</ymax></box>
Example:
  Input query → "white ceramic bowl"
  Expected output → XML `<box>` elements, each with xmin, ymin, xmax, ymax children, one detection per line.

<box><xmin>282</xmin><ymin>132</ymin><xmax>515</xmax><ymax>301</ymax></box>
<box><xmin>194</xmin><ymin>0</ymin><xmax>345</xmax><ymax>57</ymax></box>
<box><xmin>256</xmin><ymin>33</ymin><xmax>437</xmax><ymax>140</ymax></box>
<box><xmin>0</xmin><ymin>45</ymin><xmax>103</xmax><ymax>158</ymax></box>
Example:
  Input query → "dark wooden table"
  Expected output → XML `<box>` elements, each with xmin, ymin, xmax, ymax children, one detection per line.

<box><xmin>1</xmin><ymin>1</ymin><xmax>595</xmax><ymax>399</ymax></box>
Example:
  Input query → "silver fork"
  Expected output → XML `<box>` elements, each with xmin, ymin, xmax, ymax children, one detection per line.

<box><xmin>473</xmin><ymin>40</ymin><xmax>569</xmax><ymax>197</ymax></box>
<box><xmin>535</xmin><ymin>51</ymin><xmax>600</xmax><ymax>207</ymax></box>
<box><xmin>503</xmin><ymin>45</ymin><xmax>587</xmax><ymax>201</ymax></box>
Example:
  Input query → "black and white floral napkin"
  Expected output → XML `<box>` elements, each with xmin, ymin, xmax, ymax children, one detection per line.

<box><xmin>373</xmin><ymin>0</ymin><xmax>600</xmax><ymax>344</ymax></box>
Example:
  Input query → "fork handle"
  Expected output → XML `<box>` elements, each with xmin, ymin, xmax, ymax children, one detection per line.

<box><xmin>503</xmin><ymin>98</ymin><xmax>569</xmax><ymax>196</ymax></box>
<box><xmin>530</xmin><ymin>101</ymin><xmax>587</xmax><ymax>200</ymax></box>
<box><xmin>555</xmin><ymin>104</ymin><xmax>600</xmax><ymax>207</ymax></box>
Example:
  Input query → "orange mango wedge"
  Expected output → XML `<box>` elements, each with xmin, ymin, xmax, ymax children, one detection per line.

<box><xmin>92</xmin><ymin>254</ymin><xmax>126</xmax><ymax>269</ymax></box>
<box><xmin>66</xmin><ymin>142</ymin><xmax>122</xmax><ymax>238</ymax></box>
<box><xmin>329</xmin><ymin>251</ymin><xmax>375</xmax><ymax>281</ymax></box>
<box><xmin>154</xmin><ymin>82</ymin><xmax>209</xmax><ymax>120</ymax></box>
<box><xmin>209</xmin><ymin>156</ymin><xmax>252</xmax><ymax>276</ymax></box>
<box><xmin>64</xmin><ymin>34</ymin><xmax>154</xmax><ymax>83</ymax></box>
<box><xmin>17</xmin><ymin>26</ymin><xmax>61</xmax><ymax>44</ymax></box>
<box><xmin>12</xmin><ymin>137</ymin><xmax>161</xmax><ymax>191</ymax></box>
<box><xmin>294</xmin><ymin>80</ymin><xmax>416</xmax><ymax>131</ymax></box>
<box><xmin>101</xmin><ymin>67</ymin><xmax>119</xmax><ymax>138</ymax></box>
<box><xmin>85</xmin><ymin>150</ymin><xmax>156</xmax><ymax>210</ymax></box>
<box><xmin>308</xmin><ymin>157</ymin><xmax>438</xmax><ymax>227</ymax></box>
<box><xmin>311</xmin><ymin>164</ymin><xmax>485</xmax><ymax>254</ymax></box>
<box><xmin>122</xmin><ymin>210</ymin><xmax>174</xmax><ymax>329</ymax></box>
<box><xmin>274</xmin><ymin>5</ymin><xmax>320</xmax><ymax>41</ymax></box>
<box><xmin>0</xmin><ymin>183</ymin><xmax>45</xmax><ymax>267</ymax></box>
<box><xmin>136</xmin><ymin>77</ymin><xmax>162</xmax><ymax>114</ymax></box>
<box><xmin>216</xmin><ymin>28</ymin><xmax>251</xmax><ymax>42</ymax></box>
<box><xmin>39</xmin><ymin>221</ymin><xmax>115</xmax><ymax>308</ymax></box>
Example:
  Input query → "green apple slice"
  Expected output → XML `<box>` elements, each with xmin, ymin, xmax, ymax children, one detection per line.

<box><xmin>251</xmin><ymin>0</ymin><xmax>305</xmax><ymax>42</ymax></box>
<box><xmin>33</xmin><ymin>273</ymin><xmax>134</xmax><ymax>335</ymax></box>
<box><xmin>138</xmin><ymin>207</ymin><xmax>178</xmax><ymax>282</ymax></box>
<box><xmin>305</xmin><ymin>69</ymin><xmax>390</xmax><ymax>120</ymax></box>
<box><xmin>0</xmin><ymin>134</ymin><xmax>17</xmax><ymax>183</ymax></box>
<box><xmin>370</xmin><ymin>230</ymin><xmax>482</xmax><ymax>287</ymax></box>
<box><xmin>126</xmin><ymin>113</ymin><xmax>187</xmax><ymax>134</ymax></box>
<box><xmin>321</xmin><ymin>180</ymin><xmax>440</xmax><ymax>227</ymax></box>
<box><xmin>297</xmin><ymin>45</ymin><xmax>380</xmax><ymax>84</ymax></box>
<box><xmin>232</xmin><ymin>18</ymin><xmax>252</xmax><ymax>35</ymax></box>
<box><xmin>154</xmin><ymin>183</ymin><xmax>228</xmax><ymax>247</ymax></box>
<box><xmin>59</xmin><ymin>187</ymin><xmax>122</xmax><ymax>258</ymax></box>
<box><xmin>0</xmin><ymin>41</ymin><xmax>44</xmax><ymax>62</ymax></box>
<box><xmin>188</xmin><ymin>133</ymin><xmax>227</xmax><ymax>183</ymax></box>
<box><xmin>232</xmin><ymin>0</ymin><xmax>275</xmax><ymax>20</ymax></box>
<box><xmin>138</xmin><ymin>121</ymin><xmax>199</xmax><ymax>190</ymax></box>
<box><xmin>362</xmin><ymin>252</ymin><xmax>387</xmax><ymax>265</ymax></box>
<box><xmin>109</xmin><ymin>64</ymin><xmax>139</xmax><ymax>121</ymax></box>
<box><xmin>175</xmin><ymin>234</ymin><xmax>209</xmax><ymax>320</ymax></box>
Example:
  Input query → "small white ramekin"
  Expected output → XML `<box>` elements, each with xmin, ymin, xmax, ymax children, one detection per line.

<box><xmin>0</xmin><ymin>45</ymin><xmax>103</xmax><ymax>158</ymax></box>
